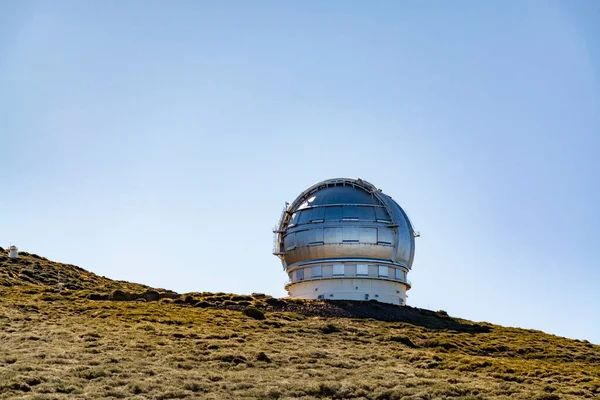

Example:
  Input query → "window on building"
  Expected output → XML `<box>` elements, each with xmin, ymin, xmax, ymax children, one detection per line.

<box><xmin>324</xmin><ymin>227</ymin><xmax>343</xmax><ymax>244</ymax></box>
<box><xmin>296</xmin><ymin>210</ymin><xmax>309</xmax><ymax>225</ymax></box>
<box><xmin>288</xmin><ymin>212</ymin><xmax>299</xmax><ymax>227</ymax></box>
<box><xmin>374</xmin><ymin>206</ymin><xmax>390</xmax><ymax>222</ymax></box>
<box><xmin>395</xmin><ymin>268</ymin><xmax>405</xmax><ymax>281</ymax></box>
<box><xmin>296</xmin><ymin>268</ymin><xmax>304</xmax><ymax>281</ymax></box>
<box><xmin>284</xmin><ymin>233</ymin><xmax>296</xmax><ymax>250</ymax></box>
<box><xmin>307</xmin><ymin>228</ymin><xmax>324</xmax><ymax>246</ymax></box>
<box><xmin>377</xmin><ymin>228</ymin><xmax>394</xmax><ymax>245</ymax></box>
<box><xmin>288</xmin><ymin>272</ymin><xmax>293</xmax><ymax>282</ymax></box>
<box><xmin>356</xmin><ymin>206</ymin><xmax>376</xmax><ymax>220</ymax></box>
<box><xmin>342</xmin><ymin>205</ymin><xmax>359</xmax><ymax>220</ymax></box>
<box><xmin>378</xmin><ymin>265</ymin><xmax>389</xmax><ymax>277</ymax></box>
<box><xmin>342</xmin><ymin>227</ymin><xmax>360</xmax><ymax>242</ymax></box>
<box><xmin>298</xmin><ymin>207</ymin><xmax>325</xmax><ymax>225</ymax></box>
<box><xmin>359</xmin><ymin>228</ymin><xmax>377</xmax><ymax>244</ymax></box>
<box><xmin>333</xmin><ymin>264</ymin><xmax>344</xmax><ymax>276</ymax></box>
<box><xmin>356</xmin><ymin>264</ymin><xmax>368</xmax><ymax>276</ymax></box>
<box><xmin>311</xmin><ymin>265</ymin><xmax>322</xmax><ymax>278</ymax></box>
<box><xmin>324</xmin><ymin>206</ymin><xmax>343</xmax><ymax>221</ymax></box>
<box><xmin>308</xmin><ymin>207</ymin><xmax>325</xmax><ymax>223</ymax></box>
<box><xmin>293</xmin><ymin>230</ymin><xmax>309</xmax><ymax>247</ymax></box>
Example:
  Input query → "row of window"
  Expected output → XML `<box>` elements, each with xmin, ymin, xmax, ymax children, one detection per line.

<box><xmin>289</xmin><ymin>264</ymin><xmax>407</xmax><ymax>282</ymax></box>
<box><xmin>288</xmin><ymin>205</ymin><xmax>391</xmax><ymax>227</ymax></box>
<box><xmin>284</xmin><ymin>227</ymin><xmax>396</xmax><ymax>250</ymax></box>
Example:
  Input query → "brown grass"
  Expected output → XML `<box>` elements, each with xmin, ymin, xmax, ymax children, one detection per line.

<box><xmin>0</xmin><ymin>251</ymin><xmax>599</xmax><ymax>399</ymax></box>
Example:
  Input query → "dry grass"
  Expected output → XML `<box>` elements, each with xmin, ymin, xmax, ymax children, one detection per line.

<box><xmin>0</xmin><ymin>251</ymin><xmax>599</xmax><ymax>399</ymax></box>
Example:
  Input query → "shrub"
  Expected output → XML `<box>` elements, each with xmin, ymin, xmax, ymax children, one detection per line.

<box><xmin>130</xmin><ymin>384</ymin><xmax>148</xmax><ymax>394</ymax></box>
<box><xmin>320</xmin><ymin>324</ymin><xmax>343</xmax><ymax>334</ymax></box>
<box><xmin>306</xmin><ymin>382</ymin><xmax>341</xmax><ymax>397</ymax></box>
<box><xmin>265</xmin><ymin>297</ymin><xmax>283</xmax><ymax>306</ymax></box>
<box><xmin>143</xmin><ymin>290</ymin><xmax>160</xmax><ymax>302</ymax></box>
<box><xmin>256</xmin><ymin>352</ymin><xmax>272</xmax><ymax>363</ymax></box>
<box><xmin>24</xmin><ymin>377</ymin><xmax>42</xmax><ymax>386</ymax></box>
<box><xmin>183</xmin><ymin>382</ymin><xmax>205</xmax><ymax>393</ymax></box>
<box><xmin>534</xmin><ymin>394</ymin><xmax>560</xmax><ymax>400</ymax></box>
<box><xmin>20</xmin><ymin>269</ymin><xmax>36</xmax><ymax>278</ymax></box>
<box><xmin>111</xmin><ymin>290</ymin><xmax>130</xmax><ymax>301</ymax></box>
<box><xmin>242</xmin><ymin>307</ymin><xmax>266</xmax><ymax>320</ymax></box>
<box><xmin>194</xmin><ymin>301</ymin><xmax>212</xmax><ymax>308</ymax></box>
<box><xmin>217</xmin><ymin>354</ymin><xmax>247</xmax><ymax>365</ymax></box>
<box><xmin>390</xmin><ymin>335</ymin><xmax>416</xmax><ymax>348</ymax></box>
<box><xmin>6</xmin><ymin>383</ymin><xmax>31</xmax><ymax>392</ymax></box>
<box><xmin>231</xmin><ymin>295</ymin><xmax>252</xmax><ymax>301</ymax></box>
<box><xmin>437</xmin><ymin>309</ymin><xmax>449</xmax><ymax>316</ymax></box>
<box><xmin>78</xmin><ymin>368</ymin><xmax>108</xmax><ymax>380</ymax></box>
<box><xmin>421</xmin><ymin>339</ymin><xmax>457</xmax><ymax>350</ymax></box>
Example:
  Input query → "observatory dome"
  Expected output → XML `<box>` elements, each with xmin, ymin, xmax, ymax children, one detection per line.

<box><xmin>273</xmin><ymin>178</ymin><xmax>418</xmax><ymax>305</ymax></box>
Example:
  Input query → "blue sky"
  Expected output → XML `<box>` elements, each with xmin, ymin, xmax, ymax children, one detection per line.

<box><xmin>1</xmin><ymin>1</ymin><xmax>599</xmax><ymax>343</ymax></box>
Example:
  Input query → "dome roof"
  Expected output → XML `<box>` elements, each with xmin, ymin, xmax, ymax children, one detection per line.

<box><xmin>295</xmin><ymin>185</ymin><xmax>381</xmax><ymax>209</ymax></box>
<box><xmin>274</xmin><ymin>178</ymin><xmax>416</xmax><ymax>269</ymax></box>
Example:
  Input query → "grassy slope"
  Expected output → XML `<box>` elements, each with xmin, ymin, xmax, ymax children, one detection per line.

<box><xmin>0</xmin><ymin>251</ymin><xmax>599</xmax><ymax>400</ymax></box>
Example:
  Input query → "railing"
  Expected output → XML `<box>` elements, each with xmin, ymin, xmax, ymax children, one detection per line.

<box><xmin>272</xmin><ymin>230</ymin><xmax>284</xmax><ymax>255</ymax></box>
<box><xmin>272</xmin><ymin>203</ymin><xmax>288</xmax><ymax>255</ymax></box>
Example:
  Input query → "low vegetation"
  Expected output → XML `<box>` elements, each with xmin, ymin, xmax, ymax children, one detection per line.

<box><xmin>1</xmin><ymin>251</ymin><xmax>599</xmax><ymax>399</ymax></box>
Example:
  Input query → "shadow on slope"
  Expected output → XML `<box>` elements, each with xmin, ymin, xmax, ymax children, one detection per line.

<box><xmin>262</xmin><ymin>299</ymin><xmax>491</xmax><ymax>333</ymax></box>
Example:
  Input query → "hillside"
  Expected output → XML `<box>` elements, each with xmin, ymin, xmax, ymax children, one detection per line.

<box><xmin>0</xmin><ymin>250</ymin><xmax>599</xmax><ymax>399</ymax></box>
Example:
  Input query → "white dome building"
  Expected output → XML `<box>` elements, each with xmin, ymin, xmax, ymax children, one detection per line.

<box><xmin>273</xmin><ymin>178</ymin><xmax>418</xmax><ymax>305</ymax></box>
<box><xmin>8</xmin><ymin>245</ymin><xmax>19</xmax><ymax>259</ymax></box>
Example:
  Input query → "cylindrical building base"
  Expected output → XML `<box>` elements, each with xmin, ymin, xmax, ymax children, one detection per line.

<box><xmin>288</xmin><ymin>278</ymin><xmax>407</xmax><ymax>305</ymax></box>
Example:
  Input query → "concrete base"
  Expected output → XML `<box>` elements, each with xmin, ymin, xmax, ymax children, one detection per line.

<box><xmin>288</xmin><ymin>278</ymin><xmax>407</xmax><ymax>305</ymax></box>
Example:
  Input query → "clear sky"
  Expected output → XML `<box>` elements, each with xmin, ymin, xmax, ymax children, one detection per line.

<box><xmin>1</xmin><ymin>1</ymin><xmax>599</xmax><ymax>343</ymax></box>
